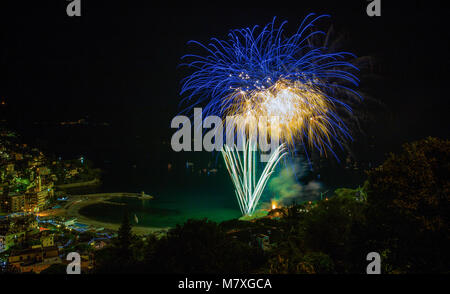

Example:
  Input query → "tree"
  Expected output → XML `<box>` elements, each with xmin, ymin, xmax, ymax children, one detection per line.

<box><xmin>266</xmin><ymin>234</ymin><xmax>307</xmax><ymax>274</ymax></box>
<box><xmin>147</xmin><ymin>219</ymin><xmax>262</xmax><ymax>273</ymax></box>
<box><xmin>300</xmin><ymin>195</ymin><xmax>367</xmax><ymax>273</ymax></box>
<box><xmin>300</xmin><ymin>252</ymin><xmax>335</xmax><ymax>274</ymax></box>
<box><xmin>366</xmin><ymin>137</ymin><xmax>450</xmax><ymax>273</ymax></box>
<box><xmin>40</xmin><ymin>263</ymin><xmax>67</xmax><ymax>274</ymax></box>
<box><xmin>143</xmin><ymin>234</ymin><xmax>158</xmax><ymax>263</ymax></box>
<box><xmin>117</xmin><ymin>208</ymin><xmax>133</xmax><ymax>259</ymax></box>
<box><xmin>94</xmin><ymin>209</ymin><xmax>136</xmax><ymax>273</ymax></box>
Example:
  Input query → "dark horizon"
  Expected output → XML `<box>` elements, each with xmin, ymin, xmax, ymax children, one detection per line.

<box><xmin>0</xmin><ymin>1</ymin><xmax>449</xmax><ymax>182</ymax></box>
<box><xmin>1</xmin><ymin>1</ymin><xmax>449</xmax><ymax>144</ymax></box>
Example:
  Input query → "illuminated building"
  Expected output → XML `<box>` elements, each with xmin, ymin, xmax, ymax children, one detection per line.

<box><xmin>10</xmin><ymin>194</ymin><xmax>26</xmax><ymax>212</ymax></box>
<box><xmin>7</xmin><ymin>245</ymin><xmax>60</xmax><ymax>273</ymax></box>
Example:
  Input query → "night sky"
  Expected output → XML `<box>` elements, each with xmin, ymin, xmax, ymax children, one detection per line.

<box><xmin>1</xmin><ymin>1</ymin><xmax>449</xmax><ymax>164</ymax></box>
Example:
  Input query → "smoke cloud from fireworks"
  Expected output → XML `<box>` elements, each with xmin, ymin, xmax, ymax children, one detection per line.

<box><xmin>267</xmin><ymin>158</ymin><xmax>324</xmax><ymax>206</ymax></box>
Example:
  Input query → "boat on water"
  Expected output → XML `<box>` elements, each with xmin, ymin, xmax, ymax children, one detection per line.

<box><xmin>138</xmin><ymin>191</ymin><xmax>153</xmax><ymax>200</ymax></box>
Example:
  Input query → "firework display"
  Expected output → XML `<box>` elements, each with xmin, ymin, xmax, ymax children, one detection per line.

<box><xmin>181</xmin><ymin>13</ymin><xmax>360</xmax><ymax>215</ymax></box>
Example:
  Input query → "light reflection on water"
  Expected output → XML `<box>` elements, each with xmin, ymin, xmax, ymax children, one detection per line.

<box><xmin>77</xmin><ymin>163</ymin><xmax>364</xmax><ymax>228</ymax></box>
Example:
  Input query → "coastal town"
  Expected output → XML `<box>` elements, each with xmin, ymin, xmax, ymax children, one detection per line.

<box><xmin>0</xmin><ymin>127</ymin><xmax>116</xmax><ymax>273</ymax></box>
<box><xmin>0</xmin><ymin>126</ymin><xmax>285</xmax><ymax>274</ymax></box>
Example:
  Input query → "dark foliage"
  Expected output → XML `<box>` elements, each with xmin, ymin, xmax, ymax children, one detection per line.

<box><xmin>366</xmin><ymin>137</ymin><xmax>450</xmax><ymax>273</ymax></box>
<box><xmin>147</xmin><ymin>219</ymin><xmax>265</xmax><ymax>273</ymax></box>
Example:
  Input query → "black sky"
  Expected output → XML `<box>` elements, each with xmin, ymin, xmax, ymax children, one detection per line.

<box><xmin>1</xmin><ymin>1</ymin><xmax>449</xmax><ymax>156</ymax></box>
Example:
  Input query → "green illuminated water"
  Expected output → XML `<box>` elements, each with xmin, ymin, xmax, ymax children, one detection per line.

<box><xmin>78</xmin><ymin>174</ymin><xmax>243</xmax><ymax>228</ymax></box>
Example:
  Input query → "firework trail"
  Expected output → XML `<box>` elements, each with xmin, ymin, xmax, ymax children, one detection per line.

<box><xmin>180</xmin><ymin>13</ymin><xmax>360</xmax><ymax>215</ymax></box>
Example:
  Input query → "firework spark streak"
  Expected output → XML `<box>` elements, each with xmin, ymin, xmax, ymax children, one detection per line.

<box><xmin>222</xmin><ymin>139</ymin><xmax>287</xmax><ymax>216</ymax></box>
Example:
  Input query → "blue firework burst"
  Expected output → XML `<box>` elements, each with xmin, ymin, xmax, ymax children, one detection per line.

<box><xmin>180</xmin><ymin>13</ymin><xmax>361</xmax><ymax>159</ymax></box>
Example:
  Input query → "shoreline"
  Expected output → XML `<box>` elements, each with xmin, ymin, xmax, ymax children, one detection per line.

<box><xmin>62</xmin><ymin>193</ymin><xmax>171</xmax><ymax>236</ymax></box>
<box><xmin>55</xmin><ymin>178</ymin><xmax>101</xmax><ymax>190</ymax></box>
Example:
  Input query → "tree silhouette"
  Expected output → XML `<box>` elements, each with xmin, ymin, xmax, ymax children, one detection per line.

<box><xmin>366</xmin><ymin>137</ymin><xmax>450</xmax><ymax>272</ymax></box>
<box><xmin>147</xmin><ymin>219</ymin><xmax>262</xmax><ymax>273</ymax></box>
<box><xmin>117</xmin><ymin>208</ymin><xmax>133</xmax><ymax>260</ymax></box>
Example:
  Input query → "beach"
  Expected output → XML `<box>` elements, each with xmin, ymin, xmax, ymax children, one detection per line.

<box><xmin>60</xmin><ymin>193</ymin><xmax>171</xmax><ymax>236</ymax></box>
